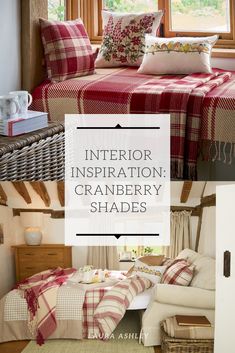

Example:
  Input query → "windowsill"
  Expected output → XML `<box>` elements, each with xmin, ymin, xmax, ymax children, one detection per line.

<box><xmin>212</xmin><ymin>48</ymin><xmax>235</xmax><ymax>59</ymax></box>
<box><xmin>92</xmin><ymin>44</ymin><xmax>235</xmax><ymax>59</ymax></box>
<box><xmin>119</xmin><ymin>260</ymin><xmax>135</xmax><ymax>263</ymax></box>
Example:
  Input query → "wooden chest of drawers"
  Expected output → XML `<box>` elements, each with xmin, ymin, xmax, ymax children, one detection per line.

<box><xmin>13</xmin><ymin>244</ymin><xmax>72</xmax><ymax>282</ymax></box>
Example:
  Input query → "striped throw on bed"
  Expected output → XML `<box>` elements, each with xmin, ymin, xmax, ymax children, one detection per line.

<box><xmin>93</xmin><ymin>275</ymin><xmax>152</xmax><ymax>338</ymax></box>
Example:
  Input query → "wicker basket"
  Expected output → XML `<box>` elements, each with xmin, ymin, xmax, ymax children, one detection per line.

<box><xmin>161</xmin><ymin>324</ymin><xmax>214</xmax><ymax>353</ymax></box>
<box><xmin>0</xmin><ymin>123</ymin><xmax>64</xmax><ymax>180</ymax></box>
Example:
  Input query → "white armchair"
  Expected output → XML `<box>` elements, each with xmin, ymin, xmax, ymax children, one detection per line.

<box><xmin>141</xmin><ymin>249</ymin><xmax>215</xmax><ymax>346</ymax></box>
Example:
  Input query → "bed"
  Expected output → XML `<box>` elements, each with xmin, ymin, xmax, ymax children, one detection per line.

<box><xmin>0</xmin><ymin>269</ymin><xmax>154</xmax><ymax>344</ymax></box>
<box><xmin>31</xmin><ymin>67</ymin><xmax>235</xmax><ymax>180</ymax></box>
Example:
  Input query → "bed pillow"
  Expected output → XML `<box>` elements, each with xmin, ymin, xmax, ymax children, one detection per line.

<box><xmin>40</xmin><ymin>18</ymin><xmax>94</xmax><ymax>82</ymax></box>
<box><xmin>133</xmin><ymin>259</ymin><xmax>167</xmax><ymax>284</ymax></box>
<box><xmin>161</xmin><ymin>259</ymin><xmax>194</xmax><ymax>286</ymax></box>
<box><xmin>126</xmin><ymin>255</ymin><xmax>165</xmax><ymax>277</ymax></box>
<box><xmin>95</xmin><ymin>10</ymin><xmax>163</xmax><ymax>68</ymax></box>
<box><xmin>138</xmin><ymin>34</ymin><xmax>218</xmax><ymax>75</ymax></box>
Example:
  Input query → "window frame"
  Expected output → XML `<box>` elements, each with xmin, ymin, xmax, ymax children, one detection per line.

<box><xmin>159</xmin><ymin>0</ymin><xmax>235</xmax><ymax>49</ymax></box>
<box><xmin>66</xmin><ymin>0</ymin><xmax>235</xmax><ymax>48</ymax></box>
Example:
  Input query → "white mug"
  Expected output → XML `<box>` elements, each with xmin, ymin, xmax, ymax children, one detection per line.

<box><xmin>9</xmin><ymin>91</ymin><xmax>33</xmax><ymax>116</ymax></box>
<box><xmin>0</xmin><ymin>95</ymin><xmax>20</xmax><ymax>120</ymax></box>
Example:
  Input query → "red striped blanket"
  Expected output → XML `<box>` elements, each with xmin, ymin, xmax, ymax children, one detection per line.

<box><xmin>31</xmin><ymin>67</ymin><xmax>233</xmax><ymax>179</ymax></box>
<box><xmin>82</xmin><ymin>276</ymin><xmax>152</xmax><ymax>339</ymax></box>
<box><xmin>16</xmin><ymin>267</ymin><xmax>76</xmax><ymax>345</ymax></box>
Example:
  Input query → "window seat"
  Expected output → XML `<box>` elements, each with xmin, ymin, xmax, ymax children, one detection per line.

<box><xmin>31</xmin><ymin>67</ymin><xmax>235</xmax><ymax>180</ymax></box>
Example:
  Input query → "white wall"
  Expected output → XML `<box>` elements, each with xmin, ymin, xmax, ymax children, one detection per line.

<box><xmin>0</xmin><ymin>182</ymin><xmax>90</xmax><ymax>275</ymax></box>
<box><xmin>0</xmin><ymin>206</ymin><xmax>16</xmax><ymax>298</ymax></box>
<box><xmin>0</xmin><ymin>0</ymin><xmax>21</xmax><ymax>95</ymax></box>
<box><xmin>197</xmin><ymin>182</ymin><xmax>235</xmax><ymax>258</ymax></box>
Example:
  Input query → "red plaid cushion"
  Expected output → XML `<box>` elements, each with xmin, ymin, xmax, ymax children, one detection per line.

<box><xmin>40</xmin><ymin>18</ymin><xmax>94</xmax><ymax>82</ymax></box>
<box><xmin>161</xmin><ymin>259</ymin><xmax>194</xmax><ymax>286</ymax></box>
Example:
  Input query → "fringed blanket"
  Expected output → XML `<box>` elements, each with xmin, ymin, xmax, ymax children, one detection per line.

<box><xmin>201</xmin><ymin>71</ymin><xmax>235</xmax><ymax>164</ymax></box>
<box><xmin>31</xmin><ymin>68</ymin><xmax>233</xmax><ymax>179</ymax></box>
<box><xmin>16</xmin><ymin>267</ymin><xmax>76</xmax><ymax>345</ymax></box>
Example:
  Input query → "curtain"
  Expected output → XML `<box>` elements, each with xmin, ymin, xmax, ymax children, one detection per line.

<box><xmin>163</xmin><ymin>211</ymin><xmax>191</xmax><ymax>259</ymax></box>
<box><xmin>87</xmin><ymin>246</ymin><xmax>119</xmax><ymax>270</ymax></box>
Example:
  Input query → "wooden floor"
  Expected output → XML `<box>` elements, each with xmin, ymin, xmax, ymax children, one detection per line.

<box><xmin>0</xmin><ymin>341</ymin><xmax>29</xmax><ymax>353</ymax></box>
<box><xmin>0</xmin><ymin>341</ymin><xmax>162</xmax><ymax>353</ymax></box>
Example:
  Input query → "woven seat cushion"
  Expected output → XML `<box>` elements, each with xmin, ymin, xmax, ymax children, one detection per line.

<box><xmin>40</xmin><ymin>18</ymin><xmax>94</xmax><ymax>82</ymax></box>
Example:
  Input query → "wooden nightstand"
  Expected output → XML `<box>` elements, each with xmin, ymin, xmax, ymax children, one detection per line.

<box><xmin>12</xmin><ymin>244</ymin><xmax>72</xmax><ymax>282</ymax></box>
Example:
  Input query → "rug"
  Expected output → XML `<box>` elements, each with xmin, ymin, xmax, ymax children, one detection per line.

<box><xmin>22</xmin><ymin>311</ymin><xmax>155</xmax><ymax>353</ymax></box>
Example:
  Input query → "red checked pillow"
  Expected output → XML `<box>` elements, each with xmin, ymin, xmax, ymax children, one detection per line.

<box><xmin>40</xmin><ymin>18</ymin><xmax>94</xmax><ymax>82</ymax></box>
<box><xmin>95</xmin><ymin>10</ymin><xmax>163</xmax><ymax>68</ymax></box>
<box><xmin>161</xmin><ymin>259</ymin><xmax>194</xmax><ymax>286</ymax></box>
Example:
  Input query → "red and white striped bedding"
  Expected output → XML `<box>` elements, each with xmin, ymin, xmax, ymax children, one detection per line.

<box><xmin>83</xmin><ymin>276</ymin><xmax>152</xmax><ymax>339</ymax></box>
<box><xmin>31</xmin><ymin>67</ymin><xmax>234</xmax><ymax>179</ymax></box>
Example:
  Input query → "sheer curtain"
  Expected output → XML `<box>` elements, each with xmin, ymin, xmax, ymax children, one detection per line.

<box><xmin>87</xmin><ymin>246</ymin><xmax>119</xmax><ymax>269</ymax></box>
<box><xmin>163</xmin><ymin>211</ymin><xmax>192</xmax><ymax>258</ymax></box>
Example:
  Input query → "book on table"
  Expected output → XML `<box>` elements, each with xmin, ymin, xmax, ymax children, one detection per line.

<box><xmin>175</xmin><ymin>315</ymin><xmax>211</xmax><ymax>327</ymax></box>
<box><xmin>0</xmin><ymin>111</ymin><xmax>48</xmax><ymax>136</ymax></box>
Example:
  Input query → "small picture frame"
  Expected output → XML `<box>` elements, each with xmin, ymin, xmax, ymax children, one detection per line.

<box><xmin>120</xmin><ymin>251</ymin><xmax>132</xmax><ymax>261</ymax></box>
<box><xmin>0</xmin><ymin>224</ymin><xmax>4</xmax><ymax>244</ymax></box>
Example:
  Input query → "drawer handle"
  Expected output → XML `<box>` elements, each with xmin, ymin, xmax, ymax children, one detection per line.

<box><xmin>25</xmin><ymin>267</ymin><xmax>34</xmax><ymax>270</ymax></box>
<box><xmin>25</xmin><ymin>253</ymin><xmax>34</xmax><ymax>256</ymax></box>
<box><xmin>224</xmin><ymin>250</ymin><xmax>231</xmax><ymax>278</ymax></box>
<box><xmin>47</xmin><ymin>253</ymin><xmax>57</xmax><ymax>256</ymax></box>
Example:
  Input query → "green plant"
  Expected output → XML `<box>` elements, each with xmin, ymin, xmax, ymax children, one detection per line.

<box><xmin>144</xmin><ymin>247</ymin><xmax>154</xmax><ymax>255</ymax></box>
<box><xmin>172</xmin><ymin>0</ymin><xmax>225</xmax><ymax>15</ymax></box>
<box><xmin>48</xmin><ymin>0</ymin><xmax>65</xmax><ymax>21</ymax></box>
<box><xmin>104</xmin><ymin>0</ymin><xmax>156</xmax><ymax>13</ymax></box>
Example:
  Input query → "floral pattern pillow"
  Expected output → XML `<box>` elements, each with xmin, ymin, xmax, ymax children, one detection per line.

<box><xmin>95</xmin><ymin>10</ymin><xmax>163</xmax><ymax>68</ymax></box>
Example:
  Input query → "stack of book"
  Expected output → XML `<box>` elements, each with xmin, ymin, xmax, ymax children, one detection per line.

<box><xmin>0</xmin><ymin>111</ymin><xmax>48</xmax><ymax>136</ymax></box>
<box><xmin>163</xmin><ymin>315</ymin><xmax>214</xmax><ymax>340</ymax></box>
<box><xmin>175</xmin><ymin>315</ymin><xmax>212</xmax><ymax>327</ymax></box>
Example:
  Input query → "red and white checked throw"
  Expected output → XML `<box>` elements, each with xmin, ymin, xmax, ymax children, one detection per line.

<box><xmin>31</xmin><ymin>68</ymin><xmax>232</xmax><ymax>179</ymax></box>
<box><xmin>16</xmin><ymin>267</ymin><xmax>76</xmax><ymax>345</ymax></box>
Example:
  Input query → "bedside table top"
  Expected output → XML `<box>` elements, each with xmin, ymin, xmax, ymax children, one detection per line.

<box><xmin>12</xmin><ymin>244</ymin><xmax>72</xmax><ymax>249</ymax></box>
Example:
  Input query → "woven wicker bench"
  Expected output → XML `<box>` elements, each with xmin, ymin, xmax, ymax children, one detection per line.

<box><xmin>160</xmin><ymin>324</ymin><xmax>214</xmax><ymax>353</ymax></box>
<box><xmin>0</xmin><ymin>122</ymin><xmax>64</xmax><ymax>180</ymax></box>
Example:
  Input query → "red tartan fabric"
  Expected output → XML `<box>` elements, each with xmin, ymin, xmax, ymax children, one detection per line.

<box><xmin>40</xmin><ymin>18</ymin><xmax>94</xmax><ymax>82</ymax></box>
<box><xmin>161</xmin><ymin>259</ymin><xmax>194</xmax><ymax>286</ymax></box>
<box><xmin>16</xmin><ymin>268</ymin><xmax>76</xmax><ymax>345</ymax></box>
<box><xmin>31</xmin><ymin>68</ymin><xmax>232</xmax><ymax>179</ymax></box>
<box><xmin>201</xmin><ymin>71</ymin><xmax>235</xmax><ymax>164</ymax></box>
<box><xmin>82</xmin><ymin>287</ymin><xmax>106</xmax><ymax>339</ymax></box>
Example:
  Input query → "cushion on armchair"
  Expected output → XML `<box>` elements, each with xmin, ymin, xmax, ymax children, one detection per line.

<box><xmin>176</xmin><ymin>249</ymin><xmax>215</xmax><ymax>290</ymax></box>
<box><xmin>161</xmin><ymin>259</ymin><xmax>194</xmax><ymax>286</ymax></box>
